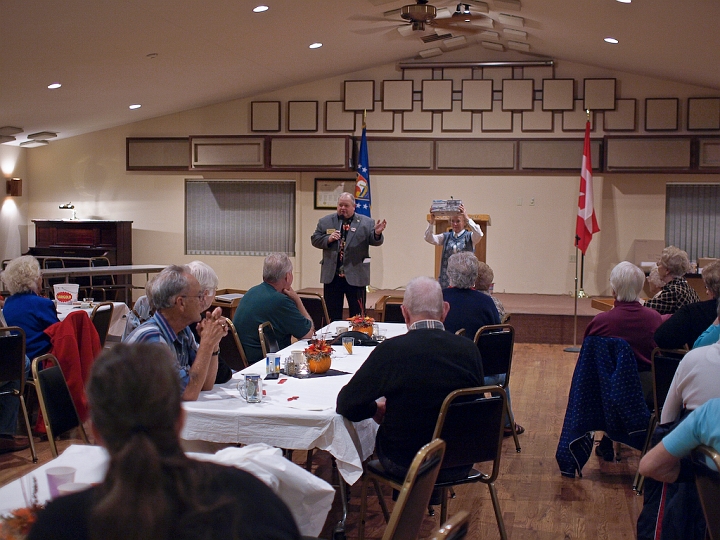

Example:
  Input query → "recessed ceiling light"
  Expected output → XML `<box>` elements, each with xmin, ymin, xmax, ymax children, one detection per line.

<box><xmin>28</xmin><ymin>131</ymin><xmax>57</xmax><ymax>140</ymax></box>
<box><xmin>47</xmin><ymin>83</ymin><xmax>61</xmax><ymax>89</ymax></box>
<box><xmin>253</xmin><ymin>5</ymin><xmax>269</xmax><ymax>12</ymax></box>
<box><xmin>309</xmin><ymin>42</ymin><xmax>322</xmax><ymax>49</ymax></box>
<box><xmin>129</xmin><ymin>104</ymin><xmax>142</xmax><ymax>110</ymax></box>
<box><xmin>20</xmin><ymin>140</ymin><xmax>49</xmax><ymax>148</ymax></box>
<box><xmin>616</xmin><ymin>0</ymin><xmax>631</xmax><ymax>3</ymax></box>
<box><xmin>604</xmin><ymin>37</ymin><xmax>619</xmax><ymax>44</ymax></box>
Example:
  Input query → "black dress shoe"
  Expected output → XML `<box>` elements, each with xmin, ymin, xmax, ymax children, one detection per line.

<box><xmin>0</xmin><ymin>435</ymin><xmax>30</xmax><ymax>454</ymax></box>
<box><xmin>595</xmin><ymin>435</ymin><xmax>615</xmax><ymax>462</ymax></box>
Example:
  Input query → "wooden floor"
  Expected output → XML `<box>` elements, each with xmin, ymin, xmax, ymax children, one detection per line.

<box><xmin>0</xmin><ymin>343</ymin><xmax>644</xmax><ymax>539</ymax></box>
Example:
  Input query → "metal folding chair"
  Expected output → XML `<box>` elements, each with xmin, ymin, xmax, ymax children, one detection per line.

<box><xmin>90</xmin><ymin>301</ymin><xmax>114</xmax><ymax>347</ymax></box>
<box><xmin>298</xmin><ymin>291</ymin><xmax>331</xmax><ymax>328</ymax></box>
<box><xmin>218</xmin><ymin>317</ymin><xmax>249</xmax><ymax>371</ymax></box>
<box><xmin>692</xmin><ymin>444</ymin><xmax>720</xmax><ymax>540</ymax></box>
<box><xmin>374</xmin><ymin>295</ymin><xmax>404</xmax><ymax>323</ymax></box>
<box><xmin>258</xmin><ymin>321</ymin><xmax>279</xmax><ymax>358</ymax></box>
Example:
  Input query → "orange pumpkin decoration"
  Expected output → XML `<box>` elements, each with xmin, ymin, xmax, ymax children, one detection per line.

<box><xmin>348</xmin><ymin>315</ymin><xmax>375</xmax><ymax>337</ymax></box>
<box><xmin>304</xmin><ymin>339</ymin><xmax>333</xmax><ymax>374</ymax></box>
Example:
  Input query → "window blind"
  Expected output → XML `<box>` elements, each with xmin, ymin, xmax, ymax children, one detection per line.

<box><xmin>666</xmin><ymin>183</ymin><xmax>719</xmax><ymax>261</ymax></box>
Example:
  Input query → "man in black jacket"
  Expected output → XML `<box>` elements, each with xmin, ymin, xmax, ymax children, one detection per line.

<box><xmin>336</xmin><ymin>276</ymin><xmax>484</xmax><ymax>477</ymax></box>
<box><xmin>654</xmin><ymin>260</ymin><xmax>720</xmax><ymax>349</ymax></box>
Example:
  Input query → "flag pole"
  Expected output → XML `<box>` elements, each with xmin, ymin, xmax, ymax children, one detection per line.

<box><xmin>564</xmin><ymin>239</ymin><xmax>582</xmax><ymax>352</ymax></box>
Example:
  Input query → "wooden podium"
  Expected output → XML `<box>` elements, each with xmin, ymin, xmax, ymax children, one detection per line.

<box><xmin>427</xmin><ymin>213</ymin><xmax>490</xmax><ymax>280</ymax></box>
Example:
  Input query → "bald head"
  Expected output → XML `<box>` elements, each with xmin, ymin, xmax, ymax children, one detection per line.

<box><xmin>402</xmin><ymin>276</ymin><xmax>448</xmax><ymax>324</ymax></box>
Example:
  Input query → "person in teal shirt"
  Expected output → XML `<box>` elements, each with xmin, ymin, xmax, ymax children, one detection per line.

<box><xmin>233</xmin><ymin>253</ymin><xmax>314</xmax><ymax>364</ymax></box>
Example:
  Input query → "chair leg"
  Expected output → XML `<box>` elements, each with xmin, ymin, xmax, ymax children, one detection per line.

<box><xmin>371</xmin><ymin>477</ymin><xmax>391</xmax><ymax>522</ymax></box>
<box><xmin>488</xmin><ymin>482</ymin><xmax>508</xmax><ymax>540</ymax></box>
<box><xmin>358</xmin><ymin>475</ymin><xmax>369</xmax><ymax>540</ymax></box>
<box><xmin>19</xmin><ymin>397</ymin><xmax>37</xmax><ymax>463</ymax></box>
<box><xmin>633</xmin><ymin>415</ymin><xmax>657</xmax><ymax>492</ymax></box>
<box><xmin>439</xmin><ymin>487</ymin><xmax>449</xmax><ymax>523</ymax></box>
<box><xmin>305</xmin><ymin>449</ymin><xmax>314</xmax><ymax>471</ymax></box>
<box><xmin>506</xmin><ymin>404</ymin><xmax>521</xmax><ymax>452</ymax></box>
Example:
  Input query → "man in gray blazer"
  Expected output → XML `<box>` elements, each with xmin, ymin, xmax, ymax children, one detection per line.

<box><xmin>311</xmin><ymin>192</ymin><xmax>387</xmax><ymax>322</ymax></box>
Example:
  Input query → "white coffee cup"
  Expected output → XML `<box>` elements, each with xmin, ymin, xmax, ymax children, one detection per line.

<box><xmin>46</xmin><ymin>466</ymin><xmax>76</xmax><ymax>498</ymax></box>
<box><xmin>57</xmin><ymin>482</ymin><xmax>90</xmax><ymax>496</ymax></box>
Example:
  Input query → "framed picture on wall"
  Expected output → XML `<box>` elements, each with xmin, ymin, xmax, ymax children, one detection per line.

<box><xmin>314</xmin><ymin>178</ymin><xmax>355</xmax><ymax>209</ymax></box>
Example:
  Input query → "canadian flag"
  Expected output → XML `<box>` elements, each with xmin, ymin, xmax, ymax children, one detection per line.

<box><xmin>576</xmin><ymin>120</ymin><xmax>600</xmax><ymax>254</ymax></box>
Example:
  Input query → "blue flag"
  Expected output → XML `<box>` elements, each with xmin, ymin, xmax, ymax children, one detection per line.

<box><xmin>354</xmin><ymin>126</ymin><xmax>371</xmax><ymax>217</ymax></box>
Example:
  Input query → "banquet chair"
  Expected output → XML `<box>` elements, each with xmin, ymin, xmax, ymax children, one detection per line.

<box><xmin>633</xmin><ymin>347</ymin><xmax>686</xmax><ymax>494</ymax></box>
<box><xmin>691</xmin><ymin>444</ymin><xmax>720</xmax><ymax>540</ymax></box>
<box><xmin>258</xmin><ymin>321</ymin><xmax>279</xmax><ymax>358</ymax></box>
<box><xmin>218</xmin><ymin>317</ymin><xmax>249</xmax><ymax>371</ymax></box>
<box><xmin>474</xmin><ymin>324</ymin><xmax>520</xmax><ymax>452</ymax></box>
<box><xmin>358</xmin><ymin>438</ymin><xmax>446</xmax><ymax>540</ymax></box>
<box><xmin>89</xmin><ymin>256</ymin><xmax>124</xmax><ymax>302</ymax></box>
<box><xmin>454</xmin><ymin>328</ymin><xmax>465</xmax><ymax>337</ymax></box>
<box><xmin>430</xmin><ymin>386</ymin><xmax>508</xmax><ymax>537</ymax></box>
<box><xmin>32</xmin><ymin>354</ymin><xmax>89</xmax><ymax>458</ymax></box>
<box><xmin>42</xmin><ymin>257</ymin><xmax>66</xmax><ymax>296</ymax></box>
<box><xmin>374</xmin><ymin>295</ymin><xmax>404</xmax><ymax>323</ymax></box>
<box><xmin>0</xmin><ymin>327</ymin><xmax>37</xmax><ymax>462</ymax></box>
<box><xmin>298</xmin><ymin>291</ymin><xmax>331</xmax><ymax>328</ymax></box>
<box><xmin>429</xmin><ymin>510</ymin><xmax>470</xmax><ymax>540</ymax></box>
<box><xmin>90</xmin><ymin>301</ymin><xmax>114</xmax><ymax>348</ymax></box>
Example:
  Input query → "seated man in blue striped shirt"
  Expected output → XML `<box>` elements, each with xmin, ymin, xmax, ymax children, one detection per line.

<box><xmin>124</xmin><ymin>265</ymin><xmax>227</xmax><ymax>400</ymax></box>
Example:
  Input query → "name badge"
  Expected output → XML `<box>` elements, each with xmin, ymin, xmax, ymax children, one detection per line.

<box><xmin>350</xmin><ymin>227</ymin><xmax>356</xmax><ymax>232</ymax></box>
<box><xmin>326</xmin><ymin>228</ymin><xmax>336</xmax><ymax>234</ymax></box>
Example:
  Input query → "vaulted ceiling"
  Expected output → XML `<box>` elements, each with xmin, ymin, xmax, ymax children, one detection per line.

<box><xmin>2</xmin><ymin>0</ymin><xmax>718</xmax><ymax>144</ymax></box>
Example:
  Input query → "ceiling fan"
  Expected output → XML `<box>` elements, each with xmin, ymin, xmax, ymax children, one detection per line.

<box><xmin>397</xmin><ymin>0</ymin><xmax>489</xmax><ymax>32</ymax></box>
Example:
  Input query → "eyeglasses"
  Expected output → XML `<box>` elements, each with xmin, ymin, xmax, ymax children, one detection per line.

<box><xmin>179</xmin><ymin>292</ymin><xmax>206</xmax><ymax>301</ymax></box>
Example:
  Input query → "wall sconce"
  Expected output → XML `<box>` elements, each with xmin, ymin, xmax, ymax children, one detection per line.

<box><xmin>59</xmin><ymin>202</ymin><xmax>77</xmax><ymax>220</ymax></box>
<box><xmin>6</xmin><ymin>177</ymin><xmax>22</xmax><ymax>197</ymax></box>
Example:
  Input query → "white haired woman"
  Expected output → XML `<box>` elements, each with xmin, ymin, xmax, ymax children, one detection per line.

<box><xmin>424</xmin><ymin>203</ymin><xmax>483</xmax><ymax>289</ymax></box>
<box><xmin>644</xmin><ymin>246</ymin><xmax>700</xmax><ymax>315</ymax></box>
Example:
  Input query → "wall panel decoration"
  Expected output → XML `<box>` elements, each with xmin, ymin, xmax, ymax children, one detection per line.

<box><xmin>402</xmin><ymin>68</ymin><xmax>433</xmax><ymax>90</ymax></box>
<box><xmin>481</xmin><ymin>100</ymin><xmax>513</xmax><ymax>131</ymax></box>
<box><xmin>403</xmin><ymin>102</ymin><xmax>434</xmax><ymax>131</ymax></box>
<box><xmin>251</xmin><ymin>101</ymin><xmax>281</xmax><ymax>132</ymax></box>
<box><xmin>698</xmin><ymin>138</ymin><xmax>720</xmax><ymax>168</ymax></box>
<box><xmin>443</xmin><ymin>67</ymin><xmax>473</xmax><ymax>90</ymax></box>
<box><xmin>687</xmin><ymin>97</ymin><xmax>720</xmax><ymax>130</ymax></box>
<box><xmin>325</xmin><ymin>101</ymin><xmax>356</xmax><ymax>132</ymax></box>
<box><xmin>483</xmin><ymin>66</ymin><xmax>513</xmax><ymax>90</ymax></box>
<box><xmin>603</xmin><ymin>99</ymin><xmax>636</xmax><ymax>131</ymax></box>
<box><xmin>344</xmin><ymin>80</ymin><xmax>375</xmax><ymax>111</ymax></box>
<box><xmin>270</xmin><ymin>137</ymin><xmax>349</xmax><ymax>169</ymax></box>
<box><xmin>442</xmin><ymin>102</ymin><xmax>473</xmax><ymax>132</ymax></box>
<box><xmin>422</xmin><ymin>80</ymin><xmax>453</xmax><ymax>111</ymax></box>
<box><xmin>562</xmin><ymin>100</ymin><xmax>593</xmax><ymax>131</ymax></box>
<box><xmin>126</xmin><ymin>138</ymin><xmax>189</xmax><ymax>170</ymax></box>
<box><xmin>606</xmin><ymin>137</ymin><xmax>690</xmax><ymax>170</ymax></box>
<box><xmin>519</xmin><ymin>140</ymin><xmax>602</xmax><ymax>170</ymax></box>
<box><xmin>542</xmin><ymin>79</ymin><xmax>574</xmax><ymax>110</ymax></box>
<box><xmin>436</xmin><ymin>140</ymin><xmax>515</xmax><ymax>169</ymax></box>
<box><xmin>521</xmin><ymin>101</ymin><xmax>553</xmax><ymax>132</ymax></box>
<box><xmin>366</xmin><ymin>139</ymin><xmax>434</xmax><ymax>169</ymax></box>
<box><xmin>366</xmin><ymin>102</ymin><xmax>395</xmax><ymax>132</ymax></box>
<box><xmin>645</xmin><ymin>98</ymin><xmax>679</xmax><ymax>131</ymax></box>
<box><xmin>191</xmin><ymin>137</ymin><xmax>265</xmax><ymax>169</ymax></box>
<box><xmin>287</xmin><ymin>101</ymin><xmax>318</xmax><ymax>132</ymax></box>
<box><xmin>502</xmin><ymin>79</ymin><xmax>534</xmax><ymax>111</ymax></box>
<box><xmin>462</xmin><ymin>79</ymin><xmax>493</xmax><ymax>111</ymax></box>
<box><xmin>383</xmin><ymin>80</ymin><xmax>413</xmax><ymax>111</ymax></box>
<box><xmin>583</xmin><ymin>78</ymin><xmax>616</xmax><ymax>110</ymax></box>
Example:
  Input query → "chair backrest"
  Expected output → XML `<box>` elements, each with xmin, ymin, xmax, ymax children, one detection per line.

<box><xmin>651</xmin><ymin>347</ymin><xmax>685</xmax><ymax>416</ymax></box>
<box><xmin>42</xmin><ymin>257</ymin><xmax>66</xmax><ymax>293</ymax></box>
<box><xmin>298</xmin><ymin>291</ymin><xmax>331</xmax><ymax>327</ymax></box>
<box><xmin>258</xmin><ymin>321</ymin><xmax>279</xmax><ymax>358</ymax></box>
<box><xmin>375</xmin><ymin>295</ymin><xmax>404</xmax><ymax>323</ymax></box>
<box><xmin>429</xmin><ymin>510</ymin><xmax>470</xmax><ymax>540</ymax></box>
<box><xmin>218</xmin><ymin>317</ymin><xmax>249</xmax><ymax>371</ymax></box>
<box><xmin>692</xmin><ymin>445</ymin><xmax>720</xmax><ymax>540</ymax></box>
<box><xmin>474</xmin><ymin>324</ymin><xmax>514</xmax><ymax>383</ymax></box>
<box><xmin>32</xmin><ymin>354</ymin><xmax>88</xmax><ymax>457</ymax></box>
<box><xmin>90</xmin><ymin>256</ymin><xmax>114</xmax><ymax>286</ymax></box>
<box><xmin>454</xmin><ymin>328</ymin><xmax>466</xmax><ymax>337</ymax></box>
<box><xmin>90</xmin><ymin>301</ymin><xmax>114</xmax><ymax>347</ymax></box>
<box><xmin>0</xmin><ymin>327</ymin><xmax>26</xmax><ymax>389</ymax></box>
<box><xmin>383</xmin><ymin>438</ymin><xmax>446</xmax><ymax>540</ymax></box>
<box><xmin>432</xmin><ymin>386</ymin><xmax>506</xmax><ymax>482</ymax></box>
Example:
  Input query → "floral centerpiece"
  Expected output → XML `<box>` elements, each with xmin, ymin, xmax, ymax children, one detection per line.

<box><xmin>348</xmin><ymin>315</ymin><xmax>375</xmax><ymax>336</ymax></box>
<box><xmin>303</xmin><ymin>338</ymin><xmax>333</xmax><ymax>374</ymax></box>
<box><xmin>0</xmin><ymin>478</ymin><xmax>43</xmax><ymax>540</ymax></box>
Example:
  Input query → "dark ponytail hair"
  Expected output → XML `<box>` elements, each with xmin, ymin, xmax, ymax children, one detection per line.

<box><xmin>87</xmin><ymin>343</ymin><xmax>188</xmax><ymax>540</ymax></box>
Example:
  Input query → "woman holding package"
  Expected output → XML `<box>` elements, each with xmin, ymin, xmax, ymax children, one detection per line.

<box><xmin>424</xmin><ymin>203</ymin><xmax>483</xmax><ymax>289</ymax></box>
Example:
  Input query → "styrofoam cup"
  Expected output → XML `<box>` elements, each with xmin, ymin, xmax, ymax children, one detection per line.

<box><xmin>46</xmin><ymin>466</ymin><xmax>76</xmax><ymax>498</ymax></box>
<box><xmin>53</xmin><ymin>283</ymin><xmax>80</xmax><ymax>304</ymax></box>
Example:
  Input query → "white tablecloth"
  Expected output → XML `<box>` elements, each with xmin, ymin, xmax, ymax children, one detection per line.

<box><xmin>181</xmin><ymin>321</ymin><xmax>407</xmax><ymax>485</ymax></box>
<box><xmin>56</xmin><ymin>302</ymin><xmax>129</xmax><ymax>337</ymax></box>
<box><xmin>0</xmin><ymin>443</ymin><xmax>335</xmax><ymax>537</ymax></box>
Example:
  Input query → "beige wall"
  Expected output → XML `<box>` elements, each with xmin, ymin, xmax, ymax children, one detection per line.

<box><xmin>4</xmin><ymin>58</ymin><xmax>719</xmax><ymax>297</ymax></box>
